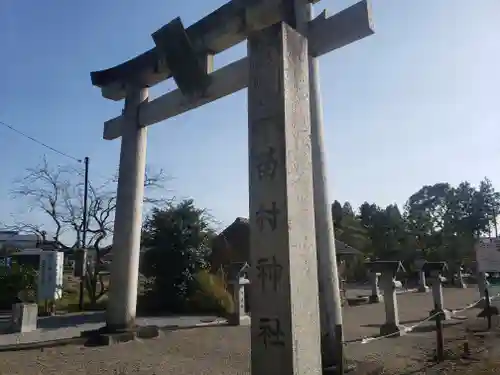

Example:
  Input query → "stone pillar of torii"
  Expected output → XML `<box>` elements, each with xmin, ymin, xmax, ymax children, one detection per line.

<box><xmin>90</xmin><ymin>1</ymin><xmax>374</xmax><ymax>373</ymax></box>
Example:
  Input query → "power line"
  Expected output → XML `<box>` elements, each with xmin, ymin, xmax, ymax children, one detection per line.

<box><xmin>0</xmin><ymin>119</ymin><xmax>114</xmax><ymax>193</ymax></box>
<box><xmin>0</xmin><ymin>119</ymin><xmax>82</xmax><ymax>163</ymax></box>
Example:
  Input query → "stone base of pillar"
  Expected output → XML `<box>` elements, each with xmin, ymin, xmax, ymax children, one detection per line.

<box><xmin>418</xmin><ymin>285</ymin><xmax>430</xmax><ymax>293</ymax></box>
<box><xmin>321</xmin><ymin>330</ymin><xmax>356</xmax><ymax>373</ymax></box>
<box><xmin>227</xmin><ymin>314</ymin><xmax>251</xmax><ymax>326</ymax></box>
<box><xmin>430</xmin><ymin>308</ymin><xmax>451</xmax><ymax>321</ymax></box>
<box><xmin>81</xmin><ymin>324</ymin><xmax>160</xmax><ymax>346</ymax></box>
<box><xmin>347</xmin><ymin>296</ymin><xmax>369</xmax><ymax>306</ymax></box>
<box><xmin>321</xmin><ymin>333</ymin><xmax>336</xmax><ymax>368</ymax></box>
<box><xmin>379</xmin><ymin>322</ymin><xmax>404</xmax><ymax>337</ymax></box>
<box><xmin>369</xmin><ymin>294</ymin><xmax>383</xmax><ymax>304</ymax></box>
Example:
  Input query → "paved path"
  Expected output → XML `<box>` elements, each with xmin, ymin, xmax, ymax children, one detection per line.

<box><xmin>0</xmin><ymin>312</ymin><xmax>219</xmax><ymax>346</ymax></box>
<box><xmin>0</xmin><ymin>287</ymin><xmax>486</xmax><ymax>374</ymax></box>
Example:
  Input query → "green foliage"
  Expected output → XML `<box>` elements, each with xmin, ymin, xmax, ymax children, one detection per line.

<box><xmin>187</xmin><ymin>269</ymin><xmax>234</xmax><ymax>316</ymax></box>
<box><xmin>331</xmin><ymin>200</ymin><xmax>343</xmax><ymax>226</ymax></box>
<box><xmin>140</xmin><ymin>199</ymin><xmax>215</xmax><ymax>312</ymax></box>
<box><xmin>0</xmin><ymin>262</ymin><xmax>37</xmax><ymax>309</ymax></box>
<box><xmin>333</xmin><ymin>177</ymin><xmax>500</xmax><ymax>278</ymax></box>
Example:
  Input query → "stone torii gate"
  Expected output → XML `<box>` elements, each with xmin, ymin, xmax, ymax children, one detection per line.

<box><xmin>90</xmin><ymin>0</ymin><xmax>373</xmax><ymax>374</ymax></box>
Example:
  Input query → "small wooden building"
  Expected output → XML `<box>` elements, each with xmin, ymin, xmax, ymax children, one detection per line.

<box><xmin>210</xmin><ymin>217</ymin><xmax>362</xmax><ymax>275</ymax></box>
<box><xmin>210</xmin><ymin>217</ymin><xmax>363</xmax><ymax>306</ymax></box>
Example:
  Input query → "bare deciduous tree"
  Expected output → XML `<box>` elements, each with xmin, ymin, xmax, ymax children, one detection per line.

<box><xmin>7</xmin><ymin>156</ymin><xmax>171</xmax><ymax>304</ymax></box>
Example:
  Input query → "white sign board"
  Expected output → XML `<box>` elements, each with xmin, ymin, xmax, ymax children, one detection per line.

<box><xmin>37</xmin><ymin>251</ymin><xmax>64</xmax><ymax>301</ymax></box>
<box><xmin>475</xmin><ymin>237</ymin><xmax>500</xmax><ymax>272</ymax></box>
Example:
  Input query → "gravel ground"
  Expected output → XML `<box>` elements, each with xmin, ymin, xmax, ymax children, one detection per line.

<box><xmin>0</xmin><ymin>287</ymin><xmax>487</xmax><ymax>374</ymax></box>
<box><xmin>0</xmin><ymin>327</ymin><xmax>251</xmax><ymax>375</ymax></box>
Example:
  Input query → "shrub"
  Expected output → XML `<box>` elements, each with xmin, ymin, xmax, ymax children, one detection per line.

<box><xmin>186</xmin><ymin>269</ymin><xmax>234</xmax><ymax>317</ymax></box>
<box><xmin>0</xmin><ymin>262</ymin><xmax>37</xmax><ymax>309</ymax></box>
<box><xmin>140</xmin><ymin>199</ymin><xmax>215</xmax><ymax>313</ymax></box>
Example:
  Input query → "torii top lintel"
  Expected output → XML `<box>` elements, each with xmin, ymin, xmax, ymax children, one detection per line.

<box><xmin>99</xmin><ymin>0</ymin><xmax>373</xmax><ymax>140</ymax></box>
<box><xmin>91</xmin><ymin>0</ymin><xmax>320</xmax><ymax>101</ymax></box>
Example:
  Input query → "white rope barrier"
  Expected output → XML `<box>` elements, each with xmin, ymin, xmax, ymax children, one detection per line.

<box><xmin>351</xmin><ymin>293</ymin><xmax>500</xmax><ymax>345</ymax></box>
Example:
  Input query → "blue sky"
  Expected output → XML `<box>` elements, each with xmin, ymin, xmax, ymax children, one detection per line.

<box><xmin>1</xmin><ymin>0</ymin><xmax>499</xmax><ymax>237</ymax></box>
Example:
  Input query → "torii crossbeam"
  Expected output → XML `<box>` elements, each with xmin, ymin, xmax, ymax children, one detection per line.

<box><xmin>96</xmin><ymin>1</ymin><xmax>373</xmax><ymax>140</ymax></box>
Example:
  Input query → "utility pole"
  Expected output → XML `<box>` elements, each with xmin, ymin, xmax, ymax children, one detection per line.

<box><xmin>79</xmin><ymin>156</ymin><xmax>90</xmax><ymax>311</ymax></box>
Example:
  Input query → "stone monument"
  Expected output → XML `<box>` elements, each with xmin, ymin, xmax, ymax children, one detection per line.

<box><xmin>366</xmin><ymin>261</ymin><xmax>406</xmax><ymax>337</ymax></box>
<box><xmin>369</xmin><ymin>272</ymin><xmax>382</xmax><ymax>303</ymax></box>
<box><xmin>477</xmin><ymin>271</ymin><xmax>488</xmax><ymax>308</ymax></box>
<box><xmin>10</xmin><ymin>303</ymin><xmax>38</xmax><ymax>333</ymax></box>
<box><xmin>247</xmin><ymin>19</ymin><xmax>325</xmax><ymax>373</ymax></box>
<box><xmin>457</xmin><ymin>265</ymin><xmax>467</xmax><ymax>288</ymax></box>
<box><xmin>423</xmin><ymin>261</ymin><xmax>451</xmax><ymax>320</ymax></box>
<box><xmin>415</xmin><ymin>258</ymin><xmax>429</xmax><ymax>293</ymax></box>
<box><xmin>227</xmin><ymin>262</ymin><xmax>251</xmax><ymax>326</ymax></box>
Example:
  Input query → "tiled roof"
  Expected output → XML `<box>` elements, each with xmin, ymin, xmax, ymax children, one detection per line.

<box><xmin>214</xmin><ymin>217</ymin><xmax>363</xmax><ymax>257</ymax></box>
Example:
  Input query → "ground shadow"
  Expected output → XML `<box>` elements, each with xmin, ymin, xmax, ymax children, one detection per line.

<box><xmin>38</xmin><ymin>312</ymin><xmax>105</xmax><ymax>330</ymax></box>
